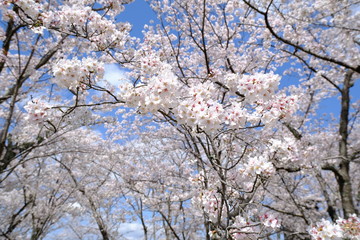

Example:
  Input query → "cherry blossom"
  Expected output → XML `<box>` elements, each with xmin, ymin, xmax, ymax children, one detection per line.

<box><xmin>52</xmin><ymin>58</ymin><xmax>105</xmax><ymax>90</ymax></box>
<box><xmin>0</xmin><ymin>0</ymin><xmax>359</xmax><ymax>239</ymax></box>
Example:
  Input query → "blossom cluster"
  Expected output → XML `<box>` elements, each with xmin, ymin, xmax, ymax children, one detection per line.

<box><xmin>223</xmin><ymin>102</ymin><xmax>247</xmax><ymax>128</ymax></box>
<box><xmin>222</xmin><ymin>71</ymin><xmax>280</xmax><ymax>102</ymax></box>
<box><xmin>259</xmin><ymin>94</ymin><xmax>298</xmax><ymax>125</ymax></box>
<box><xmin>269</xmin><ymin>136</ymin><xmax>302</xmax><ymax>162</ymax></box>
<box><xmin>120</xmin><ymin>63</ymin><xmax>180</xmax><ymax>113</ymax></box>
<box><xmin>65</xmin><ymin>0</ymin><xmax>131</xmax><ymax>14</ymax></box>
<box><xmin>229</xmin><ymin>214</ymin><xmax>280</xmax><ymax>240</ymax></box>
<box><xmin>237</xmin><ymin>72</ymin><xmax>280</xmax><ymax>103</ymax></box>
<box><xmin>52</xmin><ymin>58</ymin><xmax>104</xmax><ymax>90</ymax></box>
<box><xmin>196</xmin><ymin>190</ymin><xmax>222</xmax><ymax>222</ymax></box>
<box><xmin>260</xmin><ymin>213</ymin><xmax>281</xmax><ymax>229</ymax></box>
<box><xmin>241</xmin><ymin>156</ymin><xmax>275</xmax><ymax>177</ymax></box>
<box><xmin>337</xmin><ymin>215</ymin><xmax>360</xmax><ymax>238</ymax></box>
<box><xmin>40</xmin><ymin>4</ymin><xmax>130</xmax><ymax>49</ymax></box>
<box><xmin>11</xmin><ymin>0</ymin><xmax>43</xmax><ymax>19</ymax></box>
<box><xmin>229</xmin><ymin>216</ymin><xmax>257</xmax><ymax>240</ymax></box>
<box><xmin>139</xmin><ymin>53</ymin><xmax>163</xmax><ymax>75</ymax></box>
<box><xmin>309</xmin><ymin>215</ymin><xmax>360</xmax><ymax>240</ymax></box>
<box><xmin>122</xmin><ymin>59</ymin><xmax>299</xmax><ymax>133</ymax></box>
<box><xmin>173</xmin><ymin>81</ymin><xmax>224</xmax><ymax>132</ymax></box>
<box><xmin>24</xmin><ymin>99</ymin><xmax>53</xmax><ymax>124</ymax></box>
<box><xmin>5</xmin><ymin>0</ymin><xmax>131</xmax><ymax>47</ymax></box>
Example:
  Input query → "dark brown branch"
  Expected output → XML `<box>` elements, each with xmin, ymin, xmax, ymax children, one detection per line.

<box><xmin>242</xmin><ymin>0</ymin><xmax>360</xmax><ymax>73</ymax></box>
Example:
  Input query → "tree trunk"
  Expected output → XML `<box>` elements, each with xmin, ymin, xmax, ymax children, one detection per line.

<box><xmin>337</xmin><ymin>71</ymin><xmax>356</xmax><ymax>218</ymax></box>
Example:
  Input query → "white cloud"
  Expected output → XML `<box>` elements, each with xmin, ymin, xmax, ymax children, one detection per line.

<box><xmin>118</xmin><ymin>222</ymin><xmax>144</xmax><ymax>240</ymax></box>
<box><xmin>103</xmin><ymin>63</ymin><xmax>130</xmax><ymax>87</ymax></box>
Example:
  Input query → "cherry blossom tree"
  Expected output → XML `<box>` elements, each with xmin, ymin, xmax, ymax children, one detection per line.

<box><xmin>116</xmin><ymin>0</ymin><xmax>360</xmax><ymax>239</ymax></box>
<box><xmin>0</xmin><ymin>0</ymin><xmax>134</xmax><ymax>239</ymax></box>
<box><xmin>1</xmin><ymin>0</ymin><xmax>359</xmax><ymax>239</ymax></box>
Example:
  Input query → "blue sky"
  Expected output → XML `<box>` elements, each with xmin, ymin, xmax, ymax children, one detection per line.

<box><xmin>119</xmin><ymin>0</ymin><xmax>157</xmax><ymax>38</ymax></box>
<box><xmin>103</xmin><ymin>1</ymin><xmax>156</xmax><ymax>89</ymax></box>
